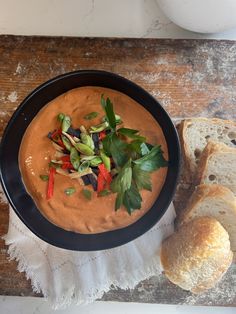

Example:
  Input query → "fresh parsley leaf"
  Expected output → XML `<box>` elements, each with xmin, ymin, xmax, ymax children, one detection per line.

<box><xmin>109</xmin><ymin>133</ymin><xmax>129</xmax><ymax>167</ymax></box>
<box><xmin>115</xmin><ymin>193</ymin><xmax>124</xmax><ymax>211</ymax></box>
<box><xmin>123</xmin><ymin>183</ymin><xmax>142</xmax><ymax>215</ymax></box>
<box><xmin>101</xmin><ymin>95</ymin><xmax>116</xmax><ymax>131</ymax></box>
<box><xmin>82</xmin><ymin>189</ymin><xmax>92</xmax><ymax>200</ymax></box>
<box><xmin>133</xmin><ymin>145</ymin><xmax>168</xmax><ymax>172</ymax></box>
<box><xmin>118</xmin><ymin>128</ymin><xmax>139</xmax><ymax>136</ymax></box>
<box><xmin>83</xmin><ymin>111</ymin><xmax>99</xmax><ymax>120</ymax></box>
<box><xmin>110</xmin><ymin>160</ymin><xmax>132</xmax><ymax>193</ymax></box>
<box><xmin>132</xmin><ymin>165</ymin><xmax>152</xmax><ymax>191</ymax></box>
<box><xmin>103</xmin><ymin>114</ymin><xmax>122</xmax><ymax>125</ymax></box>
<box><xmin>39</xmin><ymin>175</ymin><xmax>49</xmax><ymax>181</ymax></box>
<box><xmin>127</xmin><ymin>141</ymin><xmax>150</xmax><ymax>159</ymax></box>
<box><xmin>64</xmin><ymin>187</ymin><xmax>76</xmax><ymax>195</ymax></box>
<box><xmin>118</xmin><ymin>128</ymin><xmax>146</xmax><ymax>142</ymax></box>
<box><xmin>127</xmin><ymin>139</ymin><xmax>143</xmax><ymax>157</ymax></box>
<box><xmin>70</xmin><ymin>147</ymin><xmax>80</xmax><ymax>170</ymax></box>
<box><xmin>102</xmin><ymin>133</ymin><xmax>112</xmax><ymax>156</ymax></box>
<box><xmin>140</xmin><ymin>143</ymin><xmax>150</xmax><ymax>156</ymax></box>
<box><xmin>111</xmin><ymin>160</ymin><xmax>133</xmax><ymax>212</ymax></box>
<box><xmin>103</xmin><ymin>133</ymin><xmax>127</xmax><ymax>166</ymax></box>
<box><xmin>146</xmin><ymin>143</ymin><xmax>154</xmax><ymax>151</ymax></box>
<box><xmin>62</xmin><ymin>115</ymin><xmax>71</xmax><ymax>132</ymax></box>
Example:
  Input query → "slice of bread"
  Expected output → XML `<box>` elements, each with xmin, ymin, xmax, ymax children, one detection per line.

<box><xmin>179</xmin><ymin>118</ymin><xmax>236</xmax><ymax>178</ymax></box>
<box><xmin>197</xmin><ymin>141</ymin><xmax>236</xmax><ymax>194</ymax></box>
<box><xmin>161</xmin><ymin>217</ymin><xmax>233</xmax><ymax>293</ymax></box>
<box><xmin>177</xmin><ymin>184</ymin><xmax>236</xmax><ymax>251</ymax></box>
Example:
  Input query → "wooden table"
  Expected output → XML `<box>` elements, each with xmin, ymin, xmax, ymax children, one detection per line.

<box><xmin>0</xmin><ymin>35</ymin><xmax>236</xmax><ymax>306</ymax></box>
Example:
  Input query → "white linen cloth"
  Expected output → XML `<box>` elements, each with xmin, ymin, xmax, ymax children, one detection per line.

<box><xmin>3</xmin><ymin>204</ymin><xmax>175</xmax><ymax>309</ymax></box>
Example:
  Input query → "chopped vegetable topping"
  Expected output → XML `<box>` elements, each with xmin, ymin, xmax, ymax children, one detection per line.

<box><xmin>98</xmin><ymin>189</ymin><xmax>112</xmax><ymax>197</ymax></box>
<box><xmin>45</xmin><ymin>94</ymin><xmax>168</xmax><ymax>214</ymax></box>
<box><xmin>80</xmin><ymin>133</ymin><xmax>95</xmax><ymax>150</ymax></box>
<box><xmin>87</xmin><ymin>173</ymin><xmax>98</xmax><ymax>191</ymax></box>
<box><xmin>82</xmin><ymin>189</ymin><xmax>92</xmax><ymax>200</ymax></box>
<box><xmin>100</xmin><ymin>150</ymin><xmax>111</xmax><ymax>171</ymax></box>
<box><xmin>67</xmin><ymin>127</ymin><xmax>81</xmax><ymax>138</ymax></box>
<box><xmin>90</xmin><ymin>121</ymin><xmax>108</xmax><ymax>133</ymax></box>
<box><xmin>81</xmin><ymin>175</ymin><xmax>90</xmax><ymax>186</ymax></box>
<box><xmin>39</xmin><ymin>175</ymin><xmax>49</xmax><ymax>181</ymax></box>
<box><xmin>61</xmin><ymin>135</ymin><xmax>72</xmax><ymax>151</ymax></box>
<box><xmin>83</xmin><ymin>112</ymin><xmax>99</xmax><ymax>120</ymax></box>
<box><xmin>74</xmin><ymin>142</ymin><xmax>94</xmax><ymax>156</ymax></box>
<box><xmin>47</xmin><ymin>167</ymin><xmax>56</xmax><ymax>199</ymax></box>
<box><xmin>64</xmin><ymin>187</ymin><xmax>76</xmax><ymax>195</ymax></box>
<box><xmin>78</xmin><ymin>160</ymin><xmax>90</xmax><ymax>173</ymax></box>
<box><xmin>62</xmin><ymin>115</ymin><xmax>71</xmax><ymax>132</ymax></box>
<box><xmin>61</xmin><ymin>155</ymin><xmax>70</xmax><ymax>162</ymax></box>
<box><xmin>99</xmin><ymin>130</ymin><xmax>106</xmax><ymax>140</ymax></box>
<box><xmin>57</xmin><ymin>113</ymin><xmax>65</xmax><ymax>123</ymax></box>
<box><xmin>61</xmin><ymin>162</ymin><xmax>74</xmax><ymax>170</ymax></box>
<box><xmin>70</xmin><ymin>147</ymin><xmax>80</xmax><ymax>170</ymax></box>
<box><xmin>98</xmin><ymin>163</ymin><xmax>112</xmax><ymax>185</ymax></box>
<box><xmin>97</xmin><ymin>172</ymin><xmax>106</xmax><ymax>193</ymax></box>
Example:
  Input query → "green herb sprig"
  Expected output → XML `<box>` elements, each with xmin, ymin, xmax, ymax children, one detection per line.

<box><xmin>100</xmin><ymin>95</ymin><xmax>168</xmax><ymax>214</ymax></box>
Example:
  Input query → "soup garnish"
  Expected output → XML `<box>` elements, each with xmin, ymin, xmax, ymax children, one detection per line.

<box><xmin>44</xmin><ymin>95</ymin><xmax>168</xmax><ymax>214</ymax></box>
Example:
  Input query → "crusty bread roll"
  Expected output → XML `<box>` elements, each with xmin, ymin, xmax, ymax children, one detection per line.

<box><xmin>179</xmin><ymin>118</ymin><xmax>236</xmax><ymax>180</ymax></box>
<box><xmin>177</xmin><ymin>184</ymin><xmax>236</xmax><ymax>251</ymax></box>
<box><xmin>161</xmin><ymin>217</ymin><xmax>233</xmax><ymax>293</ymax></box>
<box><xmin>196</xmin><ymin>141</ymin><xmax>236</xmax><ymax>194</ymax></box>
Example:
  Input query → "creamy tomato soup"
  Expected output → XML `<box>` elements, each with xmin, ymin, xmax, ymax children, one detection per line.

<box><xmin>19</xmin><ymin>87</ymin><xmax>168</xmax><ymax>233</ymax></box>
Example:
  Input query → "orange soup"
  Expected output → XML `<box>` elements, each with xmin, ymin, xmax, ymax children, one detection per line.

<box><xmin>19</xmin><ymin>87</ymin><xmax>168</xmax><ymax>233</ymax></box>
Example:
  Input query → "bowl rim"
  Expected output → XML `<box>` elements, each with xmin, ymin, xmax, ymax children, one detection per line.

<box><xmin>0</xmin><ymin>70</ymin><xmax>181</xmax><ymax>251</ymax></box>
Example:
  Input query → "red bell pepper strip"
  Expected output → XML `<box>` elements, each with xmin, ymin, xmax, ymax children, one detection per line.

<box><xmin>51</xmin><ymin>129</ymin><xmax>62</xmax><ymax>139</ymax></box>
<box><xmin>57</xmin><ymin>138</ymin><xmax>66</xmax><ymax>149</ymax></box>
<box><xmin>51</xmin><ymin>129</ymin><xmax>66</xmax><ymax>149</ymax></box>
<box><xmin>61</xmin><ymin>162</ymin><xmax>74</xmax><ymax>170</ymax></box>
<box><xmin>49</xmin><ymin>130</ymin><xmax>65</xmax><ymax>150</ymax></box>
<box><xmin>98</xmin><ymin>163</ymin><xmax>112</xmax><ymax>184</ymax></box>
<box><xmin>97</xmin><ymin>173</ymin><xmax>106</xmax><ymax>193</ymax></box>
<box><xmin>47</xmin><ymin>167</ymin><xmax>56</xmax><ymax>200</ymax></box>
<box><xmin>99</xmin><ymin>130</ymin><xmax>106</xmax><ymax>140</ymax></box>
<box><xmin>61</xmin><ymin>155</ymin><xmax>70</xmax><ymax>162</ymax></box>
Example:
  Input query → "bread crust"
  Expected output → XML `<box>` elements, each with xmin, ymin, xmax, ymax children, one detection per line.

<box><xmin>177</xmin><ymin>184</ymin><xmax>236</xmax><ymax>227</ymax></box>
<box><xmin>161</xmin><ymin>217</ymin><xmax>233</xmax><ymax>293</ymax></box>
<box><xmin>179</xmin><ymin>118</ymin><xmax>236</xmax><ymax>182</ymax></box>
<box><xmin>196</xmin><ymin>141</ymin><xmax>236</xmax><ymax>185</ymax></box>
<box><xmin>178</xmin><ymin>120</ymin><xmax>195</xmax><ymax>182</ymax></box>
<box><xmin>191</xmin><ymin>251</ymin><xmax>233</xmax><ymax>293</ymax></box>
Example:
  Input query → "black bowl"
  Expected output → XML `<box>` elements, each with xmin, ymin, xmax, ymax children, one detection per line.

<box><xmin>0</xmin><ymin>70</ymin><xmax>180</xmax><ymax>251</ymax></box>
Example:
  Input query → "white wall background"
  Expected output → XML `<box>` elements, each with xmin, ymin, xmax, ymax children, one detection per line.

<box><xmin>1</xmin><ymin>0</ymin><xmax>236</xmax><ymax>39</ymax></box>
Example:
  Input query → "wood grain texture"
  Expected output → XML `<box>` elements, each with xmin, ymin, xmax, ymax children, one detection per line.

<box><xmin>0</xmin><ymin>35</ymin><xmax>236</xmax><ymax>305</ymax></box>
